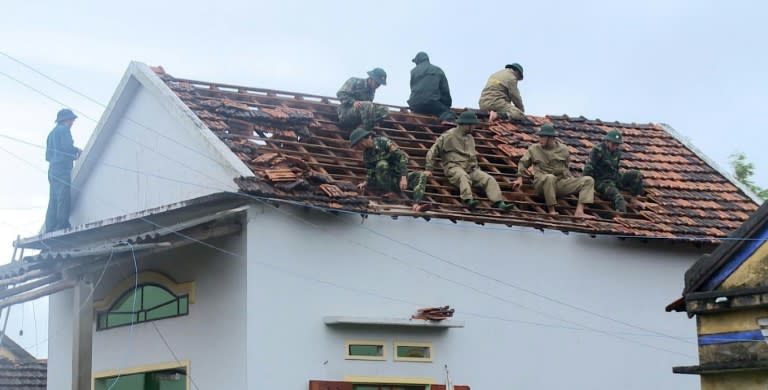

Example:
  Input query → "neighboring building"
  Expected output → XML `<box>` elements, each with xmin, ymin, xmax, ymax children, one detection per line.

<box><xmin>667</xmin><ymin>201</ymin><xmax>768</xmax><ymax>389</ymax></box>
<box><xmin>0</xmin><ymin>335</ymin><xmax>47</xmax><ymax>389</ymax></box>
<box><xmin>0</xmin><ymin>62</ymin><xmax>761</xmax><ymax>390</ymax></box>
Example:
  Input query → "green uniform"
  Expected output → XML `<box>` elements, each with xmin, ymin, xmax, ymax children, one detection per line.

<box><xmin>478</xmin><ymin>69</ymin><xmax>525</xmax><ymax>120</ymax></box>
<box><xmin>583</xmin><ymin>141</ymin><xmax>643</xmax><ymax>212</ymax></box>
<box><xmin>426</xmin><ymin>127</ymin><xmax>503</xmax><ymax>202</ymax></box>
<box><xmin>518</xmin><ymin>142</ymin><xmax>594</xmax><ymax>206</ymax></box>
<box><xmin>45</xmin><ymin>123</ymin><xmax>79</xmax><ymax>232</ymax></box>
<box><xmin>364</xmin><ymin>136</ymin><xmax>426</xmax><ymax>202</ymax></box>
<box><xmin>336</xmin><ymin>77</ymin><xmax>389</xmax><ymax>130</ymax></box>
<box><xmin>407</xmin><ymin>60</ymin><xmax>455</xmax><ymax>122</ymax></box>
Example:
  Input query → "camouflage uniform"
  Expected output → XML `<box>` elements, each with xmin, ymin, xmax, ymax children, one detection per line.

<box><xmin>426</xmin><ymin>127</ymin><xmax>504</xmax><ymax>203</ymax></box>
<box><xmin>517</xmin><ymin>142</ymin><xmax>594</xmax><ymax>206</ymax></box>
<box><xmin>583</xmin><ymin>141</ymin><xmax>643</xmax><ymax>212</ymax></box>
<box><xmin>364</xmin><ymin>136</ymin><xmax>426</xmax><ymax>202</ymax></box>
<box><xmin>478</xmin><ymin>68</ymin><xmax>525</xmax><ymax>120</ymax></box>
<box><xmin>336</xmin><ymin>77</ymin><xmax>389</xmax><ymax>131</ymax></box>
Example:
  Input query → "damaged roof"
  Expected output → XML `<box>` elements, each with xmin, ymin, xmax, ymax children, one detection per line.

<box><xmin>152</xmin><ymin>66</ymin><xmax>759</xmax><ymax>242</ymax></box>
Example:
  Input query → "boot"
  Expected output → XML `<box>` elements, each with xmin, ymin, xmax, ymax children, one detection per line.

<box><xmin>464</xmin><ymin>198</ymin><xmax>480</xmax><ymax>210</ymax></box>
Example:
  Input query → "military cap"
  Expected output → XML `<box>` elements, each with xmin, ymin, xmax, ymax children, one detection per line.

<box><xmin>604</xmin><ymin>129</ymin><xmax>623</xmax><ymax>144</ymax></box>
<box><xmin>505</xmin><ymin>63</ymin><xmax>524</xmax><ymax>80</ymax></box>
<box><xmin>537</xmin><ymin>124</ymin><xmax>558</xmax><ymax>137</ymax></box>
<box><xmin>349</xmin><ymin>128</ymin><xmax>373</xmax><ymax>146</ymax></box>
<box><xmin>367</xmin><ymin>68</ymin><xmax>387</xmax><ymax>85</ymax></box>
<box><xmin>412</xmin><ymin>51</ymin><xmax>429</xmax><ymax>64</ymax></box>
<box><xmin>55</xmin><ymin>108</ymin><xmax>78</xmax><ymax>123</ymax></box>
<box><xmin>456</xmin><ymin>111</ymin><xmax>480</xmax><ymax>125</ymax></box>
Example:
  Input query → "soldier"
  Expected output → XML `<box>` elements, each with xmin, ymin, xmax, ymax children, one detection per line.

<box><xmin>45</xmin><ymin>108</ymin><xmax>82</xmax><ymax>232</ymax></box>
<box><xmin>512</xmin><ymin>125</ymin><xmax>595</xmax><ymax>218</ymax></box>
<box><xmin>479</xmin><ymin>63</ymin><xmax>525</xmax><ymax>122</ymax></box>
<box><xmin>337</xmin><ymin>68</ymin><xmax>390</xmax><ymax>132</ymax></box>
<box><xmin>349</xmin><ymin>128</ymin><xmax>431</xmax><ymax>213</ymax></box>
<box><xmin>583</xmin><ymin>129</ymin><xmax>644</xmax><ymax>213</ymax></box>
<box><xmin>425</xmin><ymin>111</ymin><xmax>513</xmax><ymax>211</ymax></box>
<box><xmin>407</xmin><ymin>51</ymin><xmax>456</xmax><ymax>124</ymax></box>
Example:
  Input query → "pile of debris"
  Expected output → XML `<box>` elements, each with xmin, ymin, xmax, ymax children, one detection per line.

<box><xmin>234</xmin><ymin>152</ymin><xmax>369</xmax><ymax>210</ymax></box>
<box><xmin>411</xmin><ymin>305</ymin><xmax>455</xmax><ymax>321</ymax></box>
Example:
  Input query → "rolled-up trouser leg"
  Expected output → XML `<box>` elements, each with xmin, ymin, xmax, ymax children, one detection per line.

<box><xmin>533</xmin><ymin>174</ymin><xmax>558</xmax><ymax>206</ymax></box>
<box><xmin>446</xmin><ymin>166</ymin><xmax>473</xmax><ymax>200</ymax></box>
<box><xmin>556</xmin><ymin>176</ymin><xmax>595</xmax><ymax>204</ymax></box>
<box><xmin>469</xmin><ymin>168</ymin><xmax>503</xmax><ymax>203</ymax></box>
<box><xmin>406</xmin><ymin>171</ymin><xmax>427</xmax><ymax>203</ymax></box>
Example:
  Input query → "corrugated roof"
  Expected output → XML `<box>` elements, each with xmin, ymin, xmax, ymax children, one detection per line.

<box><xmin>154</xmin><ymin>66</ymin><xmax>759</xmax><ymax>242</ymax></box>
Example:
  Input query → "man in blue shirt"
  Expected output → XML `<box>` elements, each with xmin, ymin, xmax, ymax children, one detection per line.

<box><xmin>45</xmin><ymin>109</ymin><xmax>82</xmax><ymax>232</ymax></box>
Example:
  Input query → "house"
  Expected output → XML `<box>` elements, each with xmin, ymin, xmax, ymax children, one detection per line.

<box><xmin>666</xmin><ymin>200</ymin><xmax>768</xmax><ymax>389</ymax></box>
<box><xmin>0</xmin><ymin>335</ymin><xmax>47</xmax><ymax>389</ymax></box>
<box><xmin>0</xmin><ymin>61</ymin><xmax>761</xmax><ymax>390</ymax></box>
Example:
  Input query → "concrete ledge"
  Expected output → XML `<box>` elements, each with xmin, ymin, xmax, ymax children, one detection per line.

<box><xmin>323</xmin><ymin>316</ymin><xmax>464</xmax><ymax>328</ymax></box>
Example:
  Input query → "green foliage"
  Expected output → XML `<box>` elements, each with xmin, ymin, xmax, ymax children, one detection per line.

<box><xmin>730</xmin><ymin>152</ymin><xmax>768</xmax><ymax>200</ymax></box>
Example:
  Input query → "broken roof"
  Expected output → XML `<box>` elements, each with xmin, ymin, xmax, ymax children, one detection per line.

<box><xmin>152</xmin><ymin>65</ymin><xmax>759</xmax><ymax>242</ymax></box>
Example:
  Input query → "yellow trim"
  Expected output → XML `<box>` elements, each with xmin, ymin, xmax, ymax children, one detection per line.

<box><xmin>720</xmin><ymin>242</ymin><xmax>768</xmax><ymax>290</ymax></box>
<box><xmin>344</xmin><ymin>340</ymin><xmax>387</xmax><ymax>361</ymax></box>
<box><xmin>94</xmin><ymin>271</ymin><xmax>196</xmax><ymax>311</ymax></box>
<box><xmin>393</xmin><ymin>341</ymin><xmax>433</xmax><ymax>363</ymax></box>
<box><xmin>92</xmin><ymin>360</ymin><xmax>190</xmax><ymax>390</ymax></box>
<box><xmin>698</xmin><ymin>308</ymin><xmax>768</xmax><ymax>334</ymax></box>
<box><xmin>344</xmin><ymin>375</ymin><xmax>434</xmax><ymax>385</ymax></box>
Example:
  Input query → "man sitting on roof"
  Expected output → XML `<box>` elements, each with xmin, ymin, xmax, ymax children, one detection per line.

<box><xmin>479</xmin><ymin>63</ymin><xmax>525</xmax><ymax>122</ymax></box>
<box><xmin>583</xmin><ymin>129</ymin><xmax>645</xmax><ymax>213</ymax></box>
<box><xmin>349</xmin><ymin>128</ymin><xmax>431</xmax><ymax>213</ymax></box>
<box><xmin>407</xmin><ymin>51</ymin><xmax>457</xmax><ymax>125</ymax></box>
<box><xmin>425</xmin><ymin>111</ymin><xmax>513</xmax><ymax>212</ymax></box>
<box><xmin>336</xmin><ymin>68</ymin><xmax>390</xmax><ymax>133</ymax></box>
<box><xmin>512</xmin><ymin>125</ymin><xmax>596</xmax><ymax>219</ymax></box>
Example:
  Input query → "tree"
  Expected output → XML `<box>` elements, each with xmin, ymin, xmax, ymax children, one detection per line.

<box><xmin>729</xmin><ymin>152</ymin><xmax>768</xmax><ymax>200</ymax></box>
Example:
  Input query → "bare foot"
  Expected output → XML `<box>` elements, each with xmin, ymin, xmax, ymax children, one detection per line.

<box><xmin>489</xmin><ymin>111</ymin><xmax>499</xmax><ymax>123</ymax></box>
<box><xmin>412</xmin><ymin>203</ymin><xmax>432</xmax><ymax>212</ymax></box>
<box><xmin>574</xmin><ymin>211</ymin><xmax>597</xmax><ymax>219</ymax></box>
<box><xmin>630</xmin><ymin>199</ymin><xmax>648</xmax><ymax>210</ymax></box>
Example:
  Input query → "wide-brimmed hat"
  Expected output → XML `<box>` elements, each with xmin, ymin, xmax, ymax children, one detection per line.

<box><xmin>537</xmin><ymin>124</ymin><xmax>558</xmax><ymax>137</ymax></box>
<box><xmin>55</xmin><ymin>108</ymin><xmax>78</xmax><ymax>123</ymax></box>
<box><xmin>505</xmin><ymin>63</ymin><xmax>524</xmax><ymax>80</ymax></box>
<box><xmin>456</xmin><ymin>111</ymin><xmax>480</xmax><ymax>125</ymax></box>
<box><xmin>349</xmin><ymin>128</ymin><xmax>373</xmax><ymax>146</ymax></box>
<box><xmin>367</xmin><ymin>68</ymin><xmax>387</xmax><ymax>85</ymax></box>
<box><xmin>604</xmin><ymin>129</ymin><xmax>623</xmax><ymax>144</ymax></box>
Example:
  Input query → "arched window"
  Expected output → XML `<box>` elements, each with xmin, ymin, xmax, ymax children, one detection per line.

<box><xmin>95</xmin><ymin>272</ymin><xmax>195</xmax><ymax>331</ymax></box>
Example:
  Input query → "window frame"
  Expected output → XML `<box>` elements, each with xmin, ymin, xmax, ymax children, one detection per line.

<box><xmin>93</xmin><ymin>360</ymin><xmax>190</xmax><ymax>390</ymax></box>
<box><xmin>96</xmin><ymin>282</ymin><xmax>190</xmax><ymax>331</ymax></box>
<box><xmin>344</xmin><ymin>340</ymin><xmax>387</xmax><ymax>361</ymax></box>
<box><xmin>393</xmin><ymin>342</ymin><xmax>433</xmax><ymax>363</ymax></box>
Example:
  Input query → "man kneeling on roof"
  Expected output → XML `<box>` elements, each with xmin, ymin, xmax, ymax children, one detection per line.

<box><xmin>425</xmin><ymin>111</ymin><xmax>514</xmax><ymax>212</ymax></box>
<box><xmin>349</xmin><ymin>128</ymin><xmax>432</xmax><ymax>213</ymax></box>
<box><xmin>512</xmin><ymin>124</ymin><xmax>596</xmax><ymax>219</ymax></box>
<box><xmin>583</xmin><ymin>129</ymin><xmax>645</xmax><ymax>213</ymax></box>
<box><xmin>337</xmin><ymin>68</ymin><xmax>390</xmax><ymax>133</ymax></box>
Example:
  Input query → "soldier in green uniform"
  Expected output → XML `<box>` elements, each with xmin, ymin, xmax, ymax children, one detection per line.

<box><xmin>337</xmin><ymin>68</ymin><xmax>390</xmax><ymax>132</ymax></box>
<box><xmin>479</xmin><ymin>63</ymin><xmax>525</xmax><ymax>122</ymax></box>
<box><xmin>407</xmin><ymin>51</ymin><xmax>456</xmax><ymax>124</ymax></box>
<box><xmin>512</xmin><ymin>125</ymin><xmax>596</xmax><ymax>218</ymax></box>
<box><xmin>583</xmin><ymin>129</ymin><xmax>644</xmax><ymax>213</ymax></box>
<box><xmin>425</xmin><ymin>111</ymin><xmax>513</xmax><ymax>211</ymax></box>
<box><xmin>45</xmin><ymin>108</ymin><xmax>82</xmax><ymax>232</ymax></box>
<box><xmin>349</xmin><ymin>128</ymin><xmax>431</xmax><ymax>212</ymax></box>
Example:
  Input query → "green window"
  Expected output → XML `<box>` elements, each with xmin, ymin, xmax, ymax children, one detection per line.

<box><xmin>394</xmin><ymin>342</ymin><xmax>432</xmax><ymax>362</ymax></box>
<box><xmin>97</xmin><ymin>284</ymin><xmax>189</xmax><ymax>330</ymax></box>
<box><xmin>345</xmin><ymin>340</ymin><xmax>386</xmax><ymax>360</ymax></box>
<box><xmin>95</xmin><ymin>368</ymin><xmax>187</xmax><ymax>390</ymax></box>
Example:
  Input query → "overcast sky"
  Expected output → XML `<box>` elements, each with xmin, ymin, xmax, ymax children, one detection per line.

<box><xmin>1</xmin><ymin>0</ymin><xmax>767</xmax><ymax>358</ymax></box>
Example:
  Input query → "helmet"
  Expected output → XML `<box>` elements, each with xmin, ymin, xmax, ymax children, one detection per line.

<box><xmin>367</xmin><ymin>68</ymin><xmax>387</xmax><ymax>85</ymax></box>
<box><xmin>505</xmin><ymin>63</ymin><xmax>524</xmax><ymax>80</ymax></box>
<box><xmin>55</xmin><ymin>108</ymin><xmax>78</xmax><ymax>123</ymax></box>
<box><xmin>537</xmin><ymin>124</ymin><xmax>558</xmax><ymax>137</ymax></box>
<box><xmin>412</xmin><ymin>52</ymin><xmax>429</xmax><ymax>64</ymax></box>
<box><xmin>456</xmin><ymin>111</ymin><xmax>480</xmax><ymax>125</ymax></box>
<box><xmin>604</xmin><ymin>129</ymin><xmax>623</xmax><ymax>144</ymax></box>
<box><xmin>349</xmin><ymin>128</ymin><xmax>373</xmax><ymax>146</ymax></box>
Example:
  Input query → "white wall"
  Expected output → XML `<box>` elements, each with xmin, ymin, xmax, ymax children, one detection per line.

<box><xmin>245</xmin><ymin>205</ymin><xmax>701</xmax><ymax>390</ymax></box>
<box><xmin>47</xmin><ymin>289</ymin><xmax>74</xmax><ymax>390</ymax></box>
<box><xmin>69</xmin><ymin>82</ymin><xmax>240</xmax><ymax>225</ymax></box>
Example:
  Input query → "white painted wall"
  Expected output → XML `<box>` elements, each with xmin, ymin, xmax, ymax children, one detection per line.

<box><xmin>245</xmin><ymin>205</ymin><xmax>701</xmax><ymax>390</ymax></box>
<box><xmin>69</xmin><ymin>82</ymin><xmax>241</xmax><ymax>225</ymax></box>
<box><xmin>47</xmin><ymin>289</ymin><xmax>74</xmax><ymax>390</ymax></box>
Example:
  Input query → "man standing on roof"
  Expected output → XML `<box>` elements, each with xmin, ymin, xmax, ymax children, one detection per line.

<box><xmin>512</xmin><ymin>124</ymin><xmax>595</xmax><ymax>218</ymax></box>
<box><xmin>479</xmin><ymin>63</ymin><xmax>525</xmax><ymax>122</ymax></box>
<box><xmin>583</xmin><ymin>129</ymin><xmax>644</xmax><ymax>213</ymax></box>
<box><xmin>407</xmin><ymin>51</ymin><xmax>456</xmax><ymax>125</ymax></box>
<box><xmin>337</xmin><ymin>68</ymin><xmax>390</xmax><ymax>133</ymax></box>
<box><xmin>425</xmin><ymin>111</ymin><xmax>513</xmax><ymax>212</ymax></box>
<box><xmin>349</xmin><ymin>128</ymin><xmax>431</xmax><ymax>213</ymax></box>
<box><xmin>45</xmin><ymin>109</ymin><xmax>82</xmax><ymax>232</ymax></box>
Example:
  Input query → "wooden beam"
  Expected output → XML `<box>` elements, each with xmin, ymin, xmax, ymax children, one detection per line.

<box><xmin>0</xmin><ymin>280</ymin><xmax>76</xmax><ymax>310</ymax></box>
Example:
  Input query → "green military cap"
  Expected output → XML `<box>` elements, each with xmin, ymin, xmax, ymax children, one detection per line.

<box><xmin>537</xmin><ymin>124</ymin><xmax>558</xmax><ymax>137</ymax></box>
<box><xmin>456</xmin><ymin>111</ymin><xmax>480</xmax><ymax>125</ymax></box>
<box><xmin>604</xmin><ymin>129</ymin><xmax>623</xmax><ymax>144</ymax></box>
<box><xmin>367</xmin><ymin>68</ymin><xmax>387</xmax><ymax>85</ymax></box>
<box><xmin>349</xmin><ymin>128</ymin><xmax>373</xmax><ymax>146</ymax></box>
<box><xmin>55</xmin><ymin>108</ymin><xmax>78</xmax><ymax>122</ymax></box>
<box><xmin>505</xmin><ymin>63</ymin><xmax>524</xmax><ymax>80</ymax></box>
<box><xmin>412</xmin><ymin>51</ymin><xmax>429</xmax><ymax>64</ymax></box>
